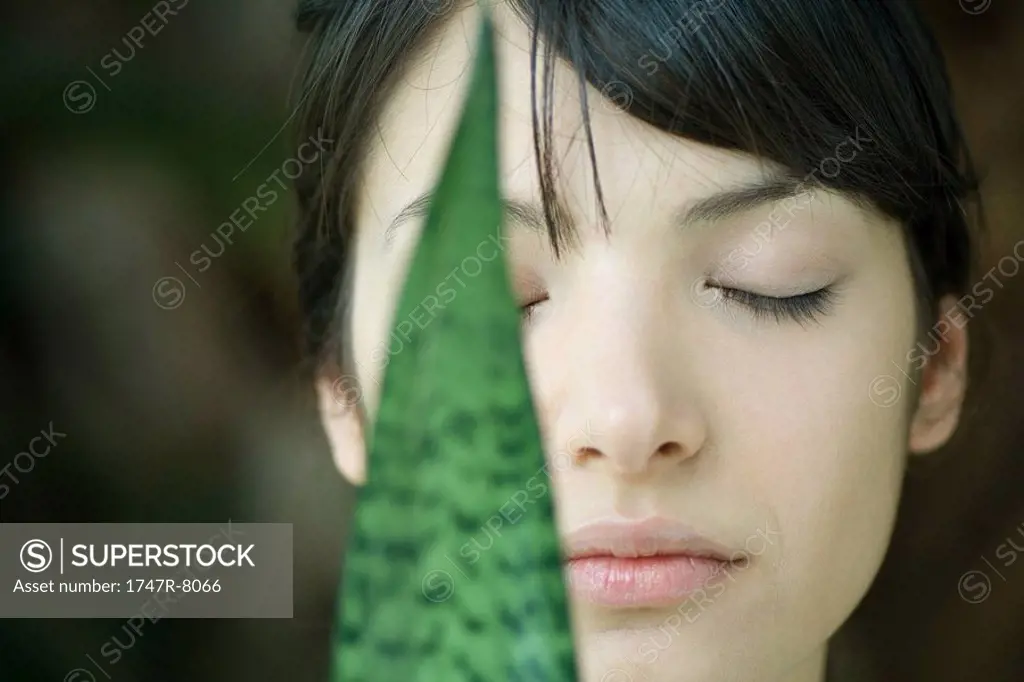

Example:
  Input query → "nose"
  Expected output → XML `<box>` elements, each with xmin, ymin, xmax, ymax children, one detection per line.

<box><xmin>560</xmin><ymin>400</ymin><xmax>702</xmax><ymax>476</ymax></box>
<box><xmin>552</xmin><ymin>344</ymin><xmax>706</xmax><ymax>477</ymax></box>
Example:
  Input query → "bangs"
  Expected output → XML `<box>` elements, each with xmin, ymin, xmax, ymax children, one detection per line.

<box><xmin>292</xmin><ymin>0</ymin><xmax>979</xmax><ymax>364</ymax></box>
<box><xmin>512</xmin><ymin>0</ymin><xmax>975</xmax><ymax>300</ymax></box>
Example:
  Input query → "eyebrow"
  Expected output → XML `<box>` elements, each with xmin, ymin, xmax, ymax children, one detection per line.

<box><xmin>384</xmin><ymin>192</ymin><xmax>555</xmax><ymax>247</ymax></box>
<box><xmin>383</xmin><ymin>175</ymin><xmax>811</xmax><ymax>246</ymax></box>
<box><xmin>678</xmin><ymin>176</ymin><xmax>810</xmax><ymax>225</ymax></box>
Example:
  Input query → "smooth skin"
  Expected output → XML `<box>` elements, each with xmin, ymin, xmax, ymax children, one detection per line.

<box><xmin>316</xmin><ymin>4</ymin><xmax>968</xmax><ymax>681</ymax></box>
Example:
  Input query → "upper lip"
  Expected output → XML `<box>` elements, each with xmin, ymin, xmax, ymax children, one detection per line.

<box><xmin>562</xmin><ymin>517</ymin><xmax>741</xmax><ymax>563</ymax></box>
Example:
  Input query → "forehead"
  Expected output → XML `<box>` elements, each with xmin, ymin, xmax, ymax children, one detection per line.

<box><xmin>358</xmin><ymin>3</ymin><xmax>773</xmax><ymax>234</ymax></box>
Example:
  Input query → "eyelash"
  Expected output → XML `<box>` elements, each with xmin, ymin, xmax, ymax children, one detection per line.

<box><xmin>716</xmin><ymin>286</ymin><xmax>836</xmax><ymax>325</ymax></box>
<box><xmin>520</xmin><ymin>288</ymin><xmax>835</xmax><ymax>325</ymax></box>
<box><xmin>520</xmin><ymin>296</ymin><xmax>548</xmax><ymax>322</ymax></box>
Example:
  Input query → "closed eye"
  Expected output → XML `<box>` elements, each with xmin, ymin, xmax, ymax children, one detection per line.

<box><xmin>521</xmin><ymin>295</ymin><xmax>549</xmax><ymax>323</ymax></box>
<box><xmin>717</xmin><ymin>286</ymin><xmax>836</xmax><ymax>325</ymax></box>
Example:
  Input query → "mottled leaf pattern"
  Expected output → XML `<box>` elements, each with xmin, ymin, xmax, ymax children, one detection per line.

<box><xmin>330</xmin><ymin>10</ymin><xmax>577</xmax><ymax>682</ymax></box>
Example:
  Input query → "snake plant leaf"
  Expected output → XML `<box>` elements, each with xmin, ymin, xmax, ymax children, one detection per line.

<box><xmin>330</xmin><ymin>8</ymin><xmax>577</xmax><ymax>682</ymax></box>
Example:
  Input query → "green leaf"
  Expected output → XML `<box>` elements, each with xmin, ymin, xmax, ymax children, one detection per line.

<box><xmin>329</xmin><ymin>8</ymin><xmax>577</xmax><ymax>682</ymax></box>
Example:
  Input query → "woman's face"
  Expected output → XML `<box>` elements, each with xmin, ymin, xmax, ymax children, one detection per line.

<box><xmin>317</xmin><ymin>4</ymin><xmax>968</xmax><ymax>682</ymax></box>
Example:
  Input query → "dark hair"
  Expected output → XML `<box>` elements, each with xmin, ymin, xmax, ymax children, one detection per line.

<box><xmin>291</xmin><ymin>0</ymin><xmax>980</xmax><ymax>372</ymax></box>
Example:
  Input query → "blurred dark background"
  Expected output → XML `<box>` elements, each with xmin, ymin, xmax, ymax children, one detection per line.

<box><xmin>1</xmin><ymin>1</ymin><xmax>1021</xmax><ymax>681</ymax></box>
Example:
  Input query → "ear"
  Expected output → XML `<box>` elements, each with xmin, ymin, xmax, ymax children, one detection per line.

<box><xmin>315</xmin><ymin>374</ymin><xmax>368</xmax><ymax>485</ymax></box>
<box><xmin>908</xmin><ymin>295</ymin><xmax>970</xmax><ymax>454</ymax></box>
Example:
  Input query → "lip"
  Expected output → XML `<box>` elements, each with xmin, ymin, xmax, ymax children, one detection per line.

<box><xmin>562</xmin><ymin>517</ymin><xmax>745</xmax><ymax>608</ymax></box>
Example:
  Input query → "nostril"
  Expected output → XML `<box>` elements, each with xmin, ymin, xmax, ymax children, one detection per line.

<box><xmin>575</xmin><ymin>446</ymin><xmax>602</xmax><ymax>463</ymax></box>
<box><xmin>655</xmin><ymin>441</ymin><xmax>686</xmax><ymax>458</ymax></box>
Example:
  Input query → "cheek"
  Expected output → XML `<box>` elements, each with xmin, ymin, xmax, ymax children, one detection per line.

<box><xmin>348</xmin><ymin>237</ymin><xmax>417</xmax><ymax>417</ymax></box>
<box><xmin>714</xmin><ymin>305</ymin><xmax>914</xmax><ymax>631</ymax></box>
<box><xmin>740</xmin><ymin>370</ymin><xmax>908</xmax><ymax>571</ymax></box>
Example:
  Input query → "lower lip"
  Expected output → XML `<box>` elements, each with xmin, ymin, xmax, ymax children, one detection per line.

<box><xmin>566</xmin><ymin>555</ymin><xmax>732</xmax><ymax>608</ymax></box>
